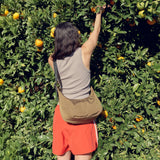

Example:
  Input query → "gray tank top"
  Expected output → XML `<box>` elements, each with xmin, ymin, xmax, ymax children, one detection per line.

<box><xmin>56</xmin><ymin>47</ymin><xmax>90</xmax><ymax>99</ymax></box>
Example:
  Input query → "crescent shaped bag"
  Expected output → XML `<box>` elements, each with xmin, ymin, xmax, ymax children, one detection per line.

<box><xmin>53</xmin><ymin>60</ymin><xmax>103</xmax><ymax>124</ymax></box>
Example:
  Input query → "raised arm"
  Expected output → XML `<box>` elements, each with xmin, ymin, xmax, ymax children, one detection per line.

<box><xmin>81</xmin><ymin>5</ymin><xmax>106</xmax><ymax>70</ymax></box>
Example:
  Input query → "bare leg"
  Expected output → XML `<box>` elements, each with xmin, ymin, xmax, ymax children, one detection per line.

<box><xmin>57</xmin><ymin>151</ymin><xmax>71</xmax><ymax>160</ymax></box>
<box><xmin>75</xmin><ymin>153</ymin><xmax>92</xmax><ymax>160</ymax></box>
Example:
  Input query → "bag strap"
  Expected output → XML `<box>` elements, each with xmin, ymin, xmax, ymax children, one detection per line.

<box><xmin>53</xmin><ymin>60</ymin><xmax>62</xmax><ymax>91</ymax></box>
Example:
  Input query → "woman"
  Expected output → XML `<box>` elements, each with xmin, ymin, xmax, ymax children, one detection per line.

<box><xmin>48</xmin><ymin>5</ymin><xmax>105</xmax><ymax>160</ymax></box>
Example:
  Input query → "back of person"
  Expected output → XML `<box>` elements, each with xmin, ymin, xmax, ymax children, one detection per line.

<box><xmin>48</xmin><ymin>5</ymin><xmax>106</xmax><ymax>160</ymax></box>
<box><xmin>56</xmin><ymin>47</ymin><xmax>90</xmax><ymax>99</ymax></box>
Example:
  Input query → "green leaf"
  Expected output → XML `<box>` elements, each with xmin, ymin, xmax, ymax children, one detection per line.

<box><xmin>136</xmin><ymin>143</ymin><xmax>142</xmax><ymax>153</ymax></box>
<box><xmin>141</xmin><ymin>48</ymin><xmax>149</xmax><ymax>56</ymax></box>
<box><xmin>133</xmin><ymin>83</ymin><xmax>140</xmax><ymax>92</ymax></box>
<box><xmin>114</xmin><ymin>117</ymin><xmax>124</xmax><ymax>122</ymax></box>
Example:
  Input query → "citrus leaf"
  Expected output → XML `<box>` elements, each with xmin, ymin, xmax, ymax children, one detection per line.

<box><xmin>133</xmin><ymin>83</ymin><xmax>140</xmax><ymax>92</ymax></box>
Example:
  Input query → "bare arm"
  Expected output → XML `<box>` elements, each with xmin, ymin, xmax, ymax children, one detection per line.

<box><xmin>82</xmin><ymin>13</ymin><xmax>102</xmax><ymax>52</ymax></box>
<box><xmin>81</xmin><ymin>6</ymin><xmax>105</xmax><ymax>70</ymax></box>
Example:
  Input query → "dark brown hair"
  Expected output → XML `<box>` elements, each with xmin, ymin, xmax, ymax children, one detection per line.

<box><xmin>52</xmin><ymin>22</ymin><xmax>80</xmax><ymax>60</ymax></box>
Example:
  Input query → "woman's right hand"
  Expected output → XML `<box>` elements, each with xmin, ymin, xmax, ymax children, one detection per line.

<box><xmin>93</xmin><ymin>4</ymin><xmax>106</xmax><ymax>14</ymax></box>
<box><xmin>98</xmin><ymin>5</ymin><xmax>106</xmax><ymax>14</ymax></box>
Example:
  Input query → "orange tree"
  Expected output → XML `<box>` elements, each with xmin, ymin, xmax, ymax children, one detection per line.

<box><xmin>0</xmin><ymin>0</ymin><xmax>160</xmax><ymax>159</ymax></box>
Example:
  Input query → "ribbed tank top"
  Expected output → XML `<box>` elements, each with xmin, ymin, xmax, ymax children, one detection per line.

<box><xmin>56</xmin><ymin>47</ymin><xmax>90</xmax><ymax>99</ymax></box>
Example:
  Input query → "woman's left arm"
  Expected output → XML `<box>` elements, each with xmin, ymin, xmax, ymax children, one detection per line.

<box><xmin>48</xmin><ymin>55</ymin><xmax>54</xmax><ymax>71</ymax></box>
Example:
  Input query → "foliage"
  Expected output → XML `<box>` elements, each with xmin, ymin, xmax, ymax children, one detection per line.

<box><xmin>0</xmin><ymin>0</ymin><xmax>160</xmax><ymax>159</ymax></box>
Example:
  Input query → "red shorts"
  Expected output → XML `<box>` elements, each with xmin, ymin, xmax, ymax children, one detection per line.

<box><xmin>52</xmin><ymin>105</ymin><xmax>98</xmax><ymax>156</ymax></box>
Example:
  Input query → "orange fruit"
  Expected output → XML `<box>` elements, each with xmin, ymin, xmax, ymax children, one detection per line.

<box><xmin>20</xmin><ymin>106</ymin><xmax>26</xmax><ymax>112</ymax></box>
<box><xmin>18</xmin><ymin>86</ymin><xmax>25</xmax><ymax>93</ymax></box>
<box><xmin>101</xmin><ymin>110</ymin><xmax>108</xmax><ymax>118</ymax></box>
<box><xmin>91</xmin><ymin>7</ymin><xmax>96</xmax><ymax>13</ymax></box>
<box><xmin>53</xmin><ymin>13</ymin><xmax>57</xmax><ymax>18</ymax></box>
<box><xmin>136</xmin><ymin>118</ymin><xmax>141</xmax><ymax>122</ymax></box>
<box><xmin>112</xmin><ymin>125</ymin><xmax>117</xmax><ymax>130</ymax></box>
<box><xmin>78</xmin><ymin>30</ymin><xmax>81</xmax><ymax>34</ymax></box>
<box><xmin>51</xmin><ymin>27</ymin><xmax>56</xmax><ymax>34</ymax></box>
<box><xmin>117</xmin><ymin>56</ymin><xmax>124</xmax><ymax>60</ymax></box>
<box><xmin>50</xmin><ymin>27</ymin><xmax>56</xmax><ymax>38</ymax></box>
<box><xmin>142</xmin><ymin>128</ymin><xmax>145</xmax><ymax>133</ymax></box>
<box><xmin>147</xmin><ymin>62</ymin><xmax>152</xmax><ymax>66</ymax></box>
<box><xmin>4</xmin><ymin>9</ymin><xmax>9</xmax><ymax>16</ymax></box>
<box><xmin>13</xmin><ymin>12</ymin><xmax>20</xmax><ymax>20</ymax></box>
<box><xmin>138</xmin><ymin>10</ymin><xmax>145</xmax><ymax>18</ymax></box>
<box><xmin>50</xmin><ymin>32</ymin><xmax>54</xmax><ymax>38</ymax></box>
<box><xmin>157</xmin><ymin>99</ymin><xmax>160</xmax><ymax>106</ymax></box>
<box><xmin>129</xmin><ymin>22</ymin><xmax>136</xmax><ymax>27</ymax></box>
<box><xmin>35</xmin><ymin>39</ymin><xmax>43</xmax><ymax>47</ymax></box>
<box><xmin>147</xmin><ymin>18</ymin><xmax>156</xmax><ymax>25</ymax></box>
<box><xmin>0</xmin><ymin>79</ymin><xmax>4</xmax><ymax>85</ymax></box>
<box><xmin>110</xmin><ymin>0</ymin><xmax>115</xmax><ymax>5</ymax></box>
<box><xmin>136</xmin><ymin>115</ymin><xmax>143</xmax><ymax>122</ymax></box>
<box><xmin>133</xmin><ymin>124</ymin><xmax>137</xmax><ymax>128</ymax></box>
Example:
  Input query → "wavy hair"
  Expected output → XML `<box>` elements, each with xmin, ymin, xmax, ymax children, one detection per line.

<box><xmin>52</xmin><ymin>22</ymin><xmax>80</xmax><ymax>60</ymax></box>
